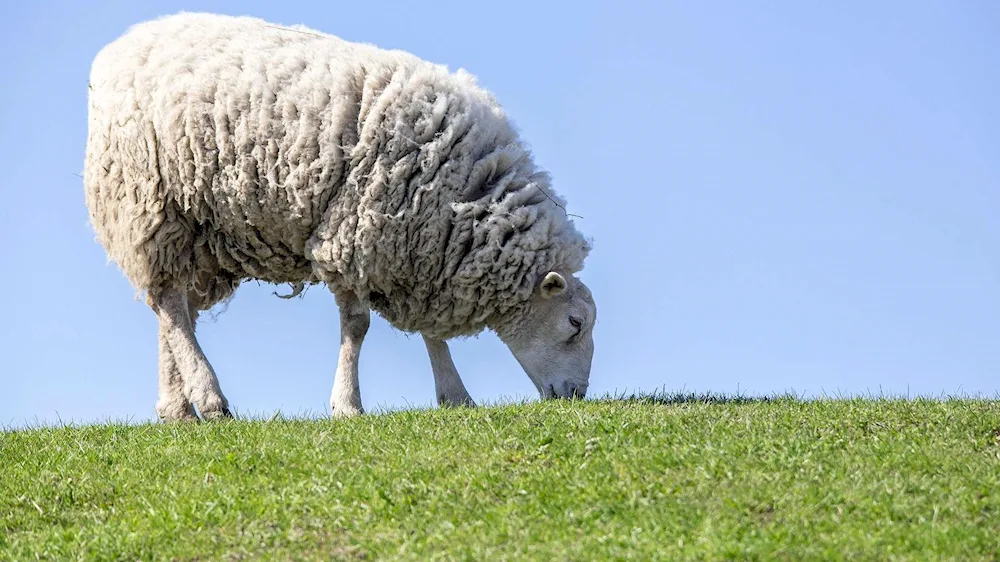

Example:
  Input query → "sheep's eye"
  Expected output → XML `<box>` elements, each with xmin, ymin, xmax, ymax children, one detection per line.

<box><xmin>569</xmin><ymin>316</ymin><xmax>582</xmax><ymax>329</ymax></box>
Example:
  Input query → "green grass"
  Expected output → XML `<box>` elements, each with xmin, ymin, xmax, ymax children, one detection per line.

<box><xmin>3</xmin><ymin>393</ymin><xmax>1000</xmax><ymax>561</ymax></box>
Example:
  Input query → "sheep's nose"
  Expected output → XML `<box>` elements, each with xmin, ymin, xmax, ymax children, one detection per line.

<box><xmin>565</xmin><ymin>381</ymin><xmax>588</xmax><ymax>400</ymax></box>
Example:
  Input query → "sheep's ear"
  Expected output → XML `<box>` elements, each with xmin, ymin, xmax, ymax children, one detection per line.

<box><xmin>540</xmin><ymin>272</ymin><xmax>567</xmax><ymax>299</ymax></box>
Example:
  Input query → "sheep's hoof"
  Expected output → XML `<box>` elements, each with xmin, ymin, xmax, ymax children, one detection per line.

<box><xmin>201</xmin><ymin>407</ymin><xmax>234</xmax><ymax>421</ymax></box>
<box><xmin>156</xmin><ymin>401</ymin><xmax>199</xmax><ymax>423</ymax></box>
<box><xmin>332</xmin><ymin>405</ymin><xmax>364</xmax><ymax>419</ymax></box>
<box><xmin>159</xmin><ymin>414</ymin><xmax>199</xmax><ymax>423</ymax></box>
<box><xmin>439</xmin><ymin>395</ymin><xmax>477</xmax><ymax>409</ymax></box>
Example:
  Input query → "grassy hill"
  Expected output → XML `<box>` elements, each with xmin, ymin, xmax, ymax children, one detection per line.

<box><xmin>3</xmin><ymin>394</ymin><xmax>1000</xmax><ymax>560</ymax></box>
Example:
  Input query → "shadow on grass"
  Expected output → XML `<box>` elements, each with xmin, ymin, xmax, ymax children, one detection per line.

<box><xmin>591</xmin><ymin>389</ymin><xmax>801</xmax><ymax>406</ymax></box>
<box><xmin>588</xmin><ymin>387</ymin><xmax>1000</xmax><ymax>407</ymax></box>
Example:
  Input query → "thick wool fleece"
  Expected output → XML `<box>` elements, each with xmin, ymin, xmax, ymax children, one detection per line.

<box><xmin>84</xmin><ymin>12</ymin><xmax>590</xmax><ymax>340</ymax></box>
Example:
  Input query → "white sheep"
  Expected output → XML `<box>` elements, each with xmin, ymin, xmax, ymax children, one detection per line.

<box><xmin>83</xmin><ymin>12</ymin><xmax>598</xmax><ymax>421</ymax></box>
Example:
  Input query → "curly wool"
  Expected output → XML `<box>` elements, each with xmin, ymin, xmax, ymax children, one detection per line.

<box><xmin>84</xmin><ymin>12</ymin><xmax>591</xmax><ymax>340</ymax></box>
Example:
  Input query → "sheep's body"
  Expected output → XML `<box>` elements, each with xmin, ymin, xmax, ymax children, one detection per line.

<box><xmin>85</xmin><ymin>12</ymin><xmax>589</xmax><ymax>340</ymax></box>
<box><xmin>84</xmin><ymin>12</ymin><xmax>597</xmax><ymax>420</ymax></box>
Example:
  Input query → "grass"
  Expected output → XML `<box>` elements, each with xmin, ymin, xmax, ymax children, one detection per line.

<box><xmin>3</xmin><ymin>393</ymin><xmax>1000</xmax><ymax>561</ymax></box>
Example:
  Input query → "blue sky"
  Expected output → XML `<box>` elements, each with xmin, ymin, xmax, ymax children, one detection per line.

<box><xmin>1</xmin><ymin>1</ymin><xmax>997</xmax><ymax>428</ymax></box>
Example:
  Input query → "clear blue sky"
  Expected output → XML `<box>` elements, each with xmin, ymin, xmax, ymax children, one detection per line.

<box><xmin>1</xmin><ymin>1</ymin><xmax>997</xmax><ymax>428</ymax></box>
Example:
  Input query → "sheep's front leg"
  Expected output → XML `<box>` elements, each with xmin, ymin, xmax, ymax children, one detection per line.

<box><xmin>422</xmin><ymin>336</ymin><xmax>476</xmax><ymax>408</ymax></box>
<box><xmin>149</xmin><ymin>288</ymin><xmax>232</xmax><ymax>420</ymax></box>
<box><xmin>330</xmin><ymin>291</ymin><xmax>369</xmax><ymax>418</ymax></box>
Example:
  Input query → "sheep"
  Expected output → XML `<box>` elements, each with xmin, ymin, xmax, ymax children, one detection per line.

<box><xmin>83</xmin><ymin>12</ymin><xmax>598</xmax><ymax>421</ymax></box>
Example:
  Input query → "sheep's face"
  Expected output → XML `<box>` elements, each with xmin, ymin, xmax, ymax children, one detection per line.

<box><xmin>502</xmin><ymin>272</ymin><xmax>597</xmax><ymax>400</ymax></box>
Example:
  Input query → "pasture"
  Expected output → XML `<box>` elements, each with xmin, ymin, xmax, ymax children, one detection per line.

<box><xmin>4</xmin><ymin>394</ymin><xmax>1000</xmax><ymax>560</ymax></box>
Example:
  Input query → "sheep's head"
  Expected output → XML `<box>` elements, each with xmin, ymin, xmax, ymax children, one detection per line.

<box><xmin>500</xmin><ymin>271</ymin><xmax>597</xmax><ymax>400</ymax></box>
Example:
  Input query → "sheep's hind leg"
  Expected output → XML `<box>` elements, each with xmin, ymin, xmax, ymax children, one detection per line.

<box><xmin>153</xmin><ymin>300</ymin><xmax>210</xmax><ymax>421</ymax></box>
<box><xmin>422</xmin><ymin>336</ymin><xmax>476</xmax><ymax>408</ymax></box>
<box><xmin>330</xmin><ymin>291</ymin><xmax>369</xmax><ymax>418</ymax></box>
<box><xmin>154</xmin><ymin>324</ymin><xmax>198</xmax><ymax>422</ymax></box>
<box><xmin>150</xmin><ymin>288</ymin><xmax>232</xmax><ymax>421</ymax></box>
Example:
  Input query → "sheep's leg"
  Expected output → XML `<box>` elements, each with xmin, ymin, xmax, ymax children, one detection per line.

<box><xmin>330</xmin><ymin>291</ymin><xmax>369</xmax><ymax>418</ymax></box>
<box><xmin>155</xmin><ymin>326</ymin><xmax>198</xmax><ymax>422</ymax></box>
<box><xmin>150</xmin><ymin>288</ymin><xmax>232</xmax><ymax>420</ymax></box>
<box><xmin>153</xmin><ymin>300</ymin><xmax>203</xmax><ymax>422</ymax></box>
<box><xmin>422</xmin><ymin>336</ymin><xmax>476</xmax><ymax>408</ymax></box>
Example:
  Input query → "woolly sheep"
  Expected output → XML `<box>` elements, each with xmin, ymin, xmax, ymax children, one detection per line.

<box><xmin>83</xmin><ymin>12</ymin><xmax>598</xmax><ymax>421</ymax></box>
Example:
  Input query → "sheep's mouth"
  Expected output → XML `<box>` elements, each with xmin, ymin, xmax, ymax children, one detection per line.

<box><xmin>540</xmin><ymin>382</ymin><xmax>588</xmax><ymax>401</ymax></box>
